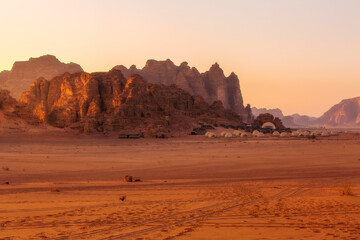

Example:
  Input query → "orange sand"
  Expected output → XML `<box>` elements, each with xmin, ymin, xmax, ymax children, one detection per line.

<box><xmin>0</xmin><ymin>133</ymin><xmax>360</xmax><ymax>239</ymax></box>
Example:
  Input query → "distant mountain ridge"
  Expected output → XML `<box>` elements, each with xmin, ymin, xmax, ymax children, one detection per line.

<box><xmin>254</xmin><ymin>97</ymin><xmax>360</xmax><ymax>128</ymax></box>
<box><xmin>251</xmin><ymin>107</ymin><xmax>284</xmax><ymax>118</ymax></box>
<box><xmin>317</xmin><ymin>97</ymin><xmax>360</xmax><ymax>127</ymax></box>
<box><xmin>0</xmin><ymin>55</ymin><xmax>83</xmax><ymax>99</ymax></box>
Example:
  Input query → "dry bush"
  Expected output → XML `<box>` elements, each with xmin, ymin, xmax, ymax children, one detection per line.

<box><xmin>119</xmin><ymin>195</ymin><xmax>127</xmax><ymax>202</ymax></box>
<box><xmin>340</xmin><ymin>184</ymin><xmax>353</xmax><ymax>196</ymax></box>
<box><xmin>50</xmin><ymin>185</ymin><xmax>60</xmax><ymax>192</ymax></box>
<box><xmin>2</xmin><ymin>166</ymin><xmax>10</xmax><ymax>171</ymax></box>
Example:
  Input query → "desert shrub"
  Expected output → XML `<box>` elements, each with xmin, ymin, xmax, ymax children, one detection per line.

<box><xmin>119</xmin><ymin>195</ymin><xmax>127</xmax><ymax>202</ymax></box>
<box><xmin>2</xmin><ymin>166</ymin><xmax>9</xmax><ymax>171</ymax></box>
<box><xmin>340</xmin><ymin>184</ymin><xmax>353</xmax><ymax>196</ymax></box>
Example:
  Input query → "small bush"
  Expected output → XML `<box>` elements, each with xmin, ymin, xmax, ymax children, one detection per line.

<box><xmin>119</xmin><ymin>195</ymin><xmax>127</xmax><ymax>202</ymax></box>
<box><xmin>2</xmin><ymin>166</ymin><xmax>10</xmax><ymax>171</ymax></box>
<box><xmin>340</xmin><ymin>184</ymin><xmax>353</xmax><ymax>196</ymax></box>
<box><xmin>50</xmin><ymin>186</ymin><xmax>60</xmax><ymax>192</ymax></box>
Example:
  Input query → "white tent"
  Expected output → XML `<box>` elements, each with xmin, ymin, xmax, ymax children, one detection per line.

<box><xmin>273</xmin><ymin>131</ymin><xmax>280</xmax><ymax>136</ymax></box>
<box><xmin>233</xmin><ymin>130</ymin><xmax>242</xmax><ymax>137</ymax></box>
<box><xmin>256</xmin><ymin>132</ymin><xmax>265</xmax><ymax>137</ymax></box>
<box><xmin>291</xmin><ymin>131</ymin><xmax>299</xmax><ymax>137</ymax></box>
<box><xmin>220</xmin><ymin>131</ymin><xmax>228</xmax><ymax>137</ymax></box>
<box><xmin>280</xmin><ymin>132</ymin><xmax>288</xmax><ymax>137</ymax></box>
<box><xmin>241</xmin><ymin>132</ymin><xmax>250</xmax><ymax>137</ymax></box>
<box><xmin>321</xmin><ymin>131</ymin><xmax>330</xmax><ymax>137</ymax></box>
<box><xmin>224</xmin><ymin>133</ymin><xmax>233</xmax><ymax>138</ymax></box>
<box><xmin>330</xmin><ymin>130</ymin><xmax>339</xmax><ymax>136</ymax></box>
<box><xmin>252</xmin><ymin>130</ymin><xmax>259</xmax><ymax>136</ymax></box>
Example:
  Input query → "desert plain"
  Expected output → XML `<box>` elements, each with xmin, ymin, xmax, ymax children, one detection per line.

<box><xmin>0</xmin><ymin>131</ymin><xmax>360</xmax><ymax>240</ymax></box>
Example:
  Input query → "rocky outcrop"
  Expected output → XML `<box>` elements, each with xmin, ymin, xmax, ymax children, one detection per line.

<box><xmin>20</xmin><ymin>69</ymin><xmax>243</xmax><ymax>136</ymax></box>
<box><xmin>251</xmin><ymin>106</ymin><xmax>318</xmax><ymax>127</ymax></box>
<box><xmin>252</xmin><ymin>113</ymin><xmax>285</xmax><ymax>130</ymax></box>
<box><xmin>113</xmin><ymin>60</ymin><xmax>250</xmax><ymax>122</ymax></box>
<box><xmin>317</xmin><ymin>97</ymin><xmax>360</xmax><ymax>126</ymax></box>
<box><xmin>0</xmin><ymin>89</ymin><xmax>37</xmax><ymax>125</ymax></box>
<box><xmin>0</xmin><ymin>55</ymin><xmax>83</xmax><ymax>99</ymax></box>
<box><xmin>0</xmin><ymin>71</ymin><xmax>9</xmax><ymax>85</ymax></box>
<box><xmin>251</xmin><ymin>107</ymin><xmax>284</xmax><ymax>118</ymax></box>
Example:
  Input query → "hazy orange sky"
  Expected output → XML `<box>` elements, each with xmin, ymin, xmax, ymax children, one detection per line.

<box><xmin>1</xmin><ymin>0</ymin><xmax>359</xmax><ymax>117</ymax></box>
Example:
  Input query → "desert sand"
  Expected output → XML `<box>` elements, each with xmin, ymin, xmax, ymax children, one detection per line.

<box><xmin>1</xmin><ymin>132</ymin><xmax>360</xmax><ymax>239</ymax></box>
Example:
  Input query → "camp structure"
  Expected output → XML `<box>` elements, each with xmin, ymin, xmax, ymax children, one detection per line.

<box><xmin>330</xmin><ymin>130</ymin><xmax>339</xmax><ymax>136</ymax></box>
<box><xmin>241</xmin><ymin>132</ymin><xmax>250</xmax><ymax>138</ymax></box>
<box><xmin>233</xmin><ymin>130</ymin><xmax>242</xmax><ymax>137</ymax></box>
<box><xmin>207</xmin><ymin>132</ymin><xmax>217</xmax><ymax>138</ymax></box>
<box><xmin>291</xmin><ymin>131</ymin><xmax>299</xmax><ymax>137</ymax></box>
<box><xmin>321</xmin><ymin>131</ymin><xmax>330</xmax><ymax>137</ymax></box>
<box><xmin>280</xmin><ymin>132</ymin><xmax>288</xmax><ymax>137</ymax></box>
<box><xmin>256</xmin><ymin>132</ymin><xmax>265</xmax><ymax>137</ymax></box>
<box><xmin>272</xmin><ymin>131</ymin><xmax>280</xmax><ymax>136</ymax></box>
<box><xmin>224</xmin><ymin>133</ymin><xmax>233</xmax><ymax>138</ymax></box>
<box><xmin>299</xmin><ymin>131</ymin><xmax>310</xmax><ymax>137</ymax></box>
<box><xmin>252</xmin><ymin>130</ymin><xmax>260</xmax><ymax>136</ymax></box>
<box><xmin>261</xmin><ymin>122</ymin><xmax>276</xmax><ymax>130</ymax></box>
<box><xmin>220</xmin><ymin>131</ymin><xmax>228</xmax><ymax>137</ymax></box>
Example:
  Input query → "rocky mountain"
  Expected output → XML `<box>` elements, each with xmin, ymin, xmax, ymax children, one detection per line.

<box><xmin>251</xmin><ymin>107</ymin><xmax>284</xmax><ymax>118</ymax></box>
<box><xmin>0</xmin><ymin>89</ymin><xmax>37</xmax><ymax>126</ymax></box>
<box><xmin>317</xmin><ymin>97</ymin><xmax>360</xmax><ymax>127</ymax></box>
<box><xmin>251</xmin><ymin>106</ymin><xmax>318</xmax><ymax>127</ymax></box>
<box><xmin>0</xmin><ymin>55</ymin><xmax>83</xmax><ymax>99</ymax></box>
<box><xmin>114</xmin><ymin>60</ymin><xmax>251</xmax><ymax>122</ymax></box>
<box><xmin>20</xmin><ymin>69</ymin><xmax>243</xmax><ymax>136</ymax></box>
<box><xmin>0</xmin><ymin>71</ymin><xmax>9</xmax><ymax>85</ymax></box>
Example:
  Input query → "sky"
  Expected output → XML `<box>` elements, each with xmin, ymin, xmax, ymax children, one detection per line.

<box><xmin>0</xmin><ymin>0</ymin><xmax>359</xmax><ymax>117</ymax></box>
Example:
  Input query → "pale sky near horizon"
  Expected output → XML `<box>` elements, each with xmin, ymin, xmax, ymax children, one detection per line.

<box><xmin>1</xmin><ymin>0</ymin><xmax>359</xmax><ymax>117</ymax></box>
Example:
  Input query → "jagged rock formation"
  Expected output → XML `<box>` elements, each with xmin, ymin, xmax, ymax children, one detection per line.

<box><xmin>251</xmin><ymin>106</ymin><xmax>318</xmax><ymax>127</ymax></box>
<box><xmin>251</xmin><ymin>107</ymin><xmax>284</xmax><ymax>118</ymax></box>
<box><xmin>0</xmin><ymin>89</ymin><xmax>38</xmax><ymax>126</ymax></box>
<box><xmin>0</xmin><ymin>71</ymin><xmax>9</xmax><ymax>85</ymax></box>
<box><xmin>288</xmin><ymin>114</ymin><xmax>317</xmax><ymax>127</ymax></box>
<box><xmin>114</xmin><ymin>60</ymin><xmax>250</xmax><ymax>121</ymax></box>
<box><xmin>317</xmin><ymin>97</ymin><xmax>360</xmax><ymax>126</ymax></box>
<box><xmin>0</xmin><ymin>55</ymin><xmax>83</xmax><ymax>99</ymax></box>
<box><xmin>20</xmin><ymin>69</ymin><xmax>243</xmax><ymax>136</ymax></box>
<box><xmin>252</xmin><ymin>113</ymin><xmax>285</xmax><ymax>130</ymax></box>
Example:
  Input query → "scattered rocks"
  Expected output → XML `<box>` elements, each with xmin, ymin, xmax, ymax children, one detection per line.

<box><xmin>124</xmin><ymin>176</ymin><xmax>133</xmax><ymax>182</ymax></box>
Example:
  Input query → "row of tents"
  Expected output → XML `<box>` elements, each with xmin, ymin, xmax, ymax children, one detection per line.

<box><xmin>205</xmin><ymin>129</ymin><xmax>340</xmax><ymax>138</ymax></box>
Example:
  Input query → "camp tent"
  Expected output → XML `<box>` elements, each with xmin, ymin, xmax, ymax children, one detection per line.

<box><xmin>256</xmin><ymin>132</ymin><xmax>265</xmax><ymax>137</ymax></box>
<box><xmin>321</xmin><ymin>131</ymin><xmax>330</xmax><ymax>137</ymax></box>
<box><xmin>224</xmin><ymin>133</ymin><xmax>233</xmax><ymax>138</ymax></box>
<box><xmin>291</xmin><ymin>131</ymin><xmax>299</xmax><ymax>137</ymax></box>
<box><xmin>241</xmin><ymin>132</ymin><xmax>249</xmax><ymax>137</ymax></box>
<box><xmin>280</xmin><ymin>132</ymin><xmax>288</xmax><ymax>137</ymax></box>
<box><xmin>233</xmin><ymin>130</ymin><xmax>242</xmax><ymax>137</ymax></box>
<box><xmin>252</xmin><ymin>130</ymin><xmax>259</xmax><ymax>136</ymax></box>
<box><xmin>220</xmin><ymin>132</ymin><xmax>228</xmax><ymax>137</ymax></box>
<box><xmin>273</xmin><ymin>131</ymin><xmax>280</xmax><ymax>136</ymax></box>
<box><xmin>207</xmin><ymin>132</ymin><xmax>217</xmax><ymax>138</ymax></box>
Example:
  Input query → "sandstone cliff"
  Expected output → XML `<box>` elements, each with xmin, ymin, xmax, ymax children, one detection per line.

<box><xmin>0</xmin><ymin>71</ymin><xmax>9</xmax><ymax>85</ymax></box>
<box><xmin>0</xmin><ymin>55</ymin><xmax>83</xmax><ymax>99</ymax></box>
<box><xmin>317</xmin><ymin>97</ymin><xmax>360</xmax><ymax>127</ymax></box>
<box><xmin>20</xmin><ymin>69</ymin><xmax>243</xmax><ymax>136</ymax></box>
<box><xmin>113</xmin><ymin>60</ymin><xmax>251</xmax><ymax>122</ymax></box>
